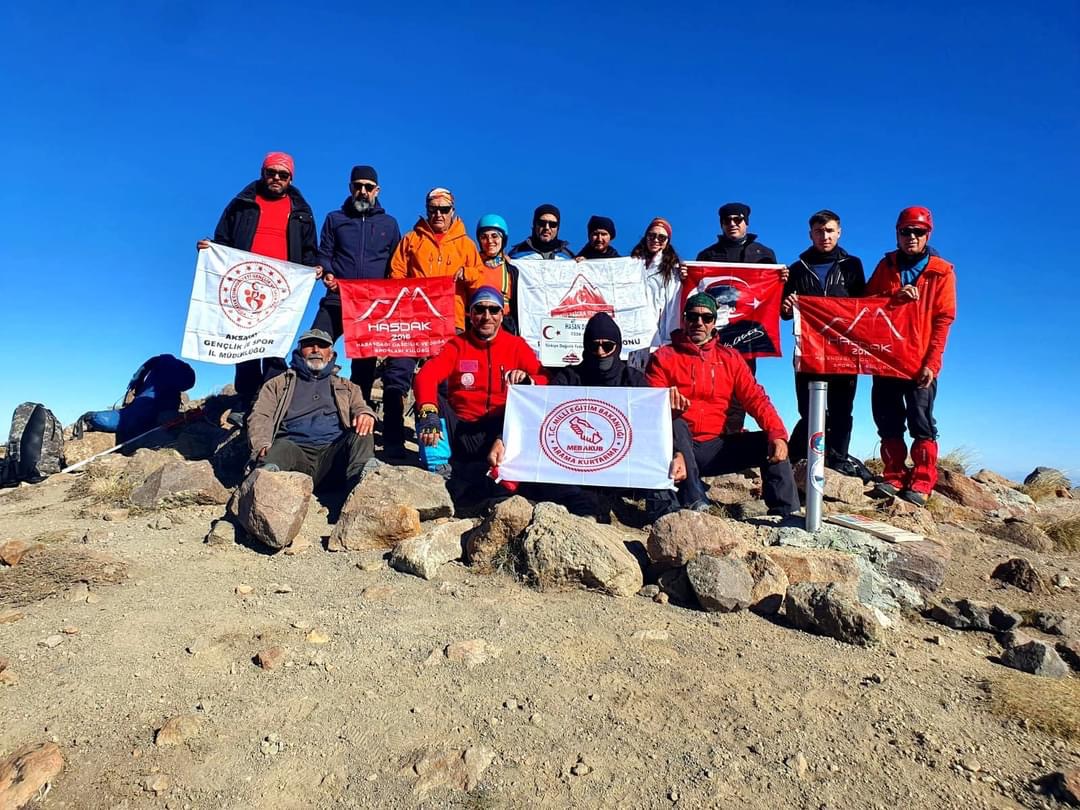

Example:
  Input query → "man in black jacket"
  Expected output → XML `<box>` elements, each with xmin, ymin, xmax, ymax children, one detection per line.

<box><xmin>197</xmin><ymin>152</ymin><xmax>320</xmax><ymax>419</ymax></box>
<box><xmin>695</xmin><ymin>202</ymin><xmax>786</xmax><ymax>432</ymax></box>
<box><xmin>575</xmin><ymin>215</ymin><xmax>620</xmax><ymax>260</ymax></box>
<box><xmin>312</xmin><ymin>165</ymin><xmax>402</xmax><ymax>407</ymax></box>
<box><xmin>507</xmin><ymin>204</ymin><xmax>576</xmax><ymax>261</ymax></box>
<box><xmin>781</xmin><ymin>209</ymin><xmax>865</xmax><ymax>474</ymax></box>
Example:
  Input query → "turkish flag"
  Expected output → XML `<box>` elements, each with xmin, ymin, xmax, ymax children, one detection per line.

<box><xmin>794</xmin><ymin>296</ymin><xmax>923</xmax><ymax>379</ymax></box>
<box><xmin>681</xmin><ymin>263</ymin><xmax>783</xmax><ymax>358</ymax></box>
<box><xmin>339</xmin><ymin>277</ymin><xmax>456</xmax><ymax>359</ymax></box>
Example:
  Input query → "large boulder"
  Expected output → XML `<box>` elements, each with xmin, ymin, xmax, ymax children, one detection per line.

<box><xmin>62</xmin><ymin>432</ymin><xmax>116</xmax><ymax>468</ymax></box>
<box><xmin>991</xmin><ymin>558</ymin><xmax>1051</xmax><ymax>594</ymax></box>
<box><xmin>1000</xmin><ymin>637</ymin><xmax>1070</xmax><ymax>678</ymax></box>
<box><xmin>327</xmin><ymin>466</ymin><xmax>452</xmax><ymax>551</ymax></box>
<box><xmin>685</xmin><ymin>553</ymin><xmax>754</xmax><ymax>612</ymax></box>
<box><xmin>972</xmin><ymin>469</ymin><xmax>1021</xmax><ymax>489</ymax></box>
<box><xmin>328</xmin><ymin>506</ymin><xmax>421</xmax><ymax>551</ymax></box>
<box><xmin>230</xmin><ymin>469</ymin><xmax>312</xmax><ymax>551</ymax></box>
<box><xmin>763</xmin><ymin>547</ymin><xmax>861</xmax><ymax>594</ymax></box>
<box><xmin>884</xmin><ymin>539</ymin><xmax>950</xmax><ymax>595</ymax></box>
<box><xmin>465</xmin><ymin>496</ymin><xmax>533</xmax><ymax>571</ymax></box>
<box><xmin>986</xmin><ymin>518</ymin><xmax>1054</xmax><ymax>553</ymax></box>
<box><xmin>390</xmin><ymin>520</ymin><xmax>472</xmax><ymax>580</ymax></box>
<box><xmin>520</xmin><ymin>502</ymin><xmax>643</xmax><ymax>597</ymax></box>
<box><xmin>784</xmin><ymin>582</ymin><xmax>882</xmax><ymax>646</ymax></box>
<box><xmin>129</xmin><ymin>460</ymin><xmax>230</xmax><ymax>508</ymax></box>
<box><xmin>933</xmin><ymin>467</ymin><xmax>998</xmax><ymax>512</ymax></box>
<box><xmin>744</xmin><ymin>550</ymin><xmax>789</xmax><ymax>615</ymax></box>
<box><xmin>703</xmin><ymin>472</ymin><xmax>759</xmax><ymax>505</ymax></box>
<box><xmin>646</xmin><ymin>510</ymin><xmax>745</xmax><ymax>571</ymax></box>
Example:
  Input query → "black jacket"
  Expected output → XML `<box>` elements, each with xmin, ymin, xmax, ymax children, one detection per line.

<box><xmin>695</xmin><ymin>234</ymin><xmax>776</xmax><ymax>264</ymax></box>
<box><xmin>575</xmin><ymin>244</ymin><xmax>620</xmax><ymax>260</ymax></box>
<box><xmin>213</xmin><ymin>181</ymin><xmax>319</xmax><ymax>266</ymax></box>
<box><xmin>507</xmin><ymin>237</ymin><xmax>575</xmax><ymax>261</ymax></box>
<box><xmin>316</xmin><ymin>198</ymin><xmax>401</xmax><ymax>302</ymax></box>
<box><xmin>781</xmin><ymin>246</ymin><xmax>865</xmax><ymax>320</ymax></box>
<box><xmin>550</xmin><ymin>361</ymin><xmax>647</xmax><ymax>388</ymax></box>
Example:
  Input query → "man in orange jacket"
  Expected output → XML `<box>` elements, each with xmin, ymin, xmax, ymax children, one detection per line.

<box><xmin>381</xmin><ymin>187</ymin><xmax>483</xmax><ymax>458</ymax></box>
<box><xmin>866</xmin><ymin>206</ymin><xmax>957</xmax><ymax>506</ymax></box>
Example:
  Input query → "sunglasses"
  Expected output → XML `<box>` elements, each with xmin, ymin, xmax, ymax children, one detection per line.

<box><xmin>722</xmin><ymin>215</ymin><xmax>746</xmax><ymax>224</ymax></box>
<box><xmin>427</xmin><ymin>205</ymin><xmax>453</xmax><ymax>215</ymax></box>
<box><xmin>535</xmin><ymin>219</ymin><xmax>559</xmax><ymax>229</ymax></box>
<box><xmin>589</xmin><ymin>339</ymin><xmax>617</xmax><ymax>352</ymax></box>
<box><xmin>471</xmin><ymin>305</ymin><xmax>502</xmax><ymax>315</ymax></box>
<box><xmin>899</xmin><ymin>227</ymin><xmax>928</xmax><ymax>238</ymax></box>
<box><xmin>264</xmin><ymin>169</ymin><xmax>292</xmax><ymax>180</ymax></box>
<box><xmin>684</xmin><ymin>311</ymin><xmax>716</xmax><ymax>324</ymax></box>
<box><xmin>352</xmin><ymin>181</ymin><xmax>377</xmax><ymax>192</ymax></box>
<box><xmin>646</xmin><ymin>232</ymin><xmax>669</xmax><ymax>244</ymax></box>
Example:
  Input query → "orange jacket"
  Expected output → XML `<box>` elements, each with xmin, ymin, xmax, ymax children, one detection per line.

<box><xmin>390</xmin><ymin>217</ymin><xmax>483</xmax><ymax>330</ymax></box>
<box><xmin>472</xmin><ymin>261</ymin><xmax>514</xmax><ymax>315</ymax></box>
<box><xmin>865</xmin><ymin>251</ymin><xmax>956</xmax><ymax>376</ymax></box>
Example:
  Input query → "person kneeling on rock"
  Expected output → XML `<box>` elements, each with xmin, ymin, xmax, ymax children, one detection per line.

<box><xmin>247</xmin><ymin>329</ymin><xmax>376</xmax><ymax>492</ymax></box>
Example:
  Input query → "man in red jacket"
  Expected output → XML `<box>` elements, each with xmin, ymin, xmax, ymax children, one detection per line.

<box><xmin>866</xmin><ymin>207</ymin><xmax>957</xmax><ymax>507</ymax></box>
<box><xmin>414</xmin><ymin>287</ymin><xmax>546</xmax><ymax>500</ymax></box>
<box><xmin>646</xmin><ymin>293</ymin><xmax>800</xmax><ymax>515</ymax></box>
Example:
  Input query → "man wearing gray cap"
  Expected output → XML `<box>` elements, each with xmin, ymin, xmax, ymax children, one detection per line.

<box><xmin>246</xmin><ymin>328</ymin><xmax>376</xmax><ymax>491</ymax></box>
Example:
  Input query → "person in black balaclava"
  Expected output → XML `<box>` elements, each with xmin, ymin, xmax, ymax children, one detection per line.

<box><xmin>507</xmin><ymin>203</ymin><xmax>576</xmax><ymax>260</ymax></box>
<box><xmin>551</xmin><ymin>313</ymin><xmax>644</xmax><ymax>387</ymax></box>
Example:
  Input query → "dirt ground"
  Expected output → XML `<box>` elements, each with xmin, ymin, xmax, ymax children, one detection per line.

<box><xmin>1</xmin><ymin>469</ymin><xmax>1078</xmax><ymax>810</ymax></box>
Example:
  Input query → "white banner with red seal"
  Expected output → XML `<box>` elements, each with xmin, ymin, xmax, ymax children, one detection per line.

<box><xmin>181</xmin><ymin>243</ymin><xmax>317</xmax><ymax>364</ymax></box>
<box><xmin>499</xmin><ymin>385</ymin><xmax>674</xmax><ymax>489</ymax></box>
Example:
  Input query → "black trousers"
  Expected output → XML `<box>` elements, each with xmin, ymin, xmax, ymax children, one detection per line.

<box><xmin>437</xmin><ymin>397</ymin><xmax>504</xmax><ymax>502</ymax></box>
<box><xmin>871</xmin><ymin>376</ymin><xmax>938</xmax><ymax>441</ymax></box>
<box><xmin>259</xmin><ymin>432</ymin><xmax>374</xmax><ymax>491</ymax></box>
<box><xmin>235</xmin><ymin>358</ymin><xmax>287</xmax><ymax>406</ymax></box>
<box><xmin>789</xmin><ymin>372</ymin><xmax>858</xmax><ymax>462</ymax></box>
<box><xmin>312</xmin><ymin>298</ymin><xmax>379</xmax><ymax>406</ymax></box>
<box><xmin>672</xmin><ymin>417</ymin><xmax>800</xmax><ymax>514</ymax></box>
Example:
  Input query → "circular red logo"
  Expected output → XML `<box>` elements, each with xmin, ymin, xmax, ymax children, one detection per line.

<box><xmin>540</xmin><ymin>398</ymin><xmax>632</xmax><ymax>472</ymax></box>
<box><xmin>218</xmin><ymin>261</ymin><xmax>292</xmax><ymax>328</ymax></box>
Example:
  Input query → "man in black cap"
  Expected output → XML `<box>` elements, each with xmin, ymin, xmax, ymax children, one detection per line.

<box><xmin>576</xmin><ymin>215</ymin><xmax>619</xmax><ymax>260</ymax></box>
<box><xmin>508</xmin><ymin>204</ymin><xmax>575</xmax><ymax>260</ymax></box>
<box><xmin>311</xmin><ymin>165</ymin><xmax>402</xmax><ymax>407</ymax></box>
<box><xmin>246</xmin><ymin>328</ymin><xmax>377</xmax><ymax>494</ymax></box>
<box><xmin>696</xmin><ymin>201</ymin><xmax>786</xmax><ymax>432</ymax></box>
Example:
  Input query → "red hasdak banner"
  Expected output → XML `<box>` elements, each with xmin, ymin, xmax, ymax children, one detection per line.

<box><xmin>680</xmin><ymin>263</ymin><xmax>783</xmax><ymax>359</ymax></box>
<box><xmin>339</xmin><ymin>277</ymin><xmax>456</xmax><ymax>359</ymax></box>
<box><xmin>794</xmin><ymin>296</ymin><xmax>923</xmax><ymax>379</ymax></box>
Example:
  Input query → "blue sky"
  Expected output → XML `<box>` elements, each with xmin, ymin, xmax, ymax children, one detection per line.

<box><xmin>2</xmin><ymin>1</ymin><xmax>1078</xmax><ymax>481</ymax></box>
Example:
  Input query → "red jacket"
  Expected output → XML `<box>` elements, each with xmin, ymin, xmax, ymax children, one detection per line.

<box><xmin>864</xmin><ymin>251</ymin><xmax>956</xmax><ymax>375</ymax></box>
<box><xmin>414</xmin><ymin>328</ymin><xmax>546</xmax><ymax>421</ymax></box>
<box><xmin>645</xmin><ymin>331</ymin><xmax>788</xmax><ymax>443</ymax></box>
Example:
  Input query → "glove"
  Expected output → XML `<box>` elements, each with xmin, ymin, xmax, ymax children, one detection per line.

<box><xmin>416</xmin><ymin>407</ymin><xmax>441</xmax><ymax>438</ymax></box>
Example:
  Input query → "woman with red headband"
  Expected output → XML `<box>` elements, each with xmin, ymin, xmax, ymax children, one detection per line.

<box><xmin>630</xmin><ymin>217</ymin><xmax>684</xmax><ymax>367</ymax></box>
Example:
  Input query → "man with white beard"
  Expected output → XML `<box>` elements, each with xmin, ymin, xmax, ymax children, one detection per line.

<box><xmin>246</xmin><ymin>329</ymin><xmax>377</xmax><ymax>492</ymax></box>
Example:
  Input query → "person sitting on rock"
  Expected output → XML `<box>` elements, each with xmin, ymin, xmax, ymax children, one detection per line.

<box><xmin>413</xmin><ymin>287</ymin><xmax>546</xmax><ymax>502</ymax></box>
<box><xmin>246</xmin><ymin>328</ymin><xmax>376</xmax><ymax>492</ymax></box>
<box><xmin>645</xmin><ymin>293</ymin><xmax>800</xmax><ymax>516</ymax></box>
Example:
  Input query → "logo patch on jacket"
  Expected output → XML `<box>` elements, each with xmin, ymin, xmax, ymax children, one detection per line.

<box><xmin>458</xmin><ymin>360</ymin><xmax>479</xmax><ymax>373</ymax></box>
<box><xmin>460</xmin><ymin>372</ymin><xmax>476</xmax><ymax>388</ymax></box>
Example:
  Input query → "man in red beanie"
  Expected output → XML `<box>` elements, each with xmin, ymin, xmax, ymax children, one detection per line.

<box><xmin>865</xmin><ymin>206</ymin><xmax>957</xmax><ymax>507</ymax></box>
<box><xmin>197</xmin><ymin>152</ymin><xmax>320</xmax><ymax>423</ymax></box>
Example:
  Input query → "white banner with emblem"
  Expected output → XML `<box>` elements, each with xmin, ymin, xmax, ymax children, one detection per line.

<box><xmin>499</xmin><ymin>385</ymin><xmax>674</xmax><ymax>489</ymax></box>
<box><xmin>181</xmin><ymin>243</ymin><xmax>317</xmax><ymax>364</ymax></box>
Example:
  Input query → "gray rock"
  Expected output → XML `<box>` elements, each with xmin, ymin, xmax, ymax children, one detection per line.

<box><xmin>784</xmin><ymin>582</ymin><xmax>882</xmax><ymax>646</ymax></box>
<box><xmin>520</xmin><ymin>502</ymin><xmax>643</xmax><ymax>597</ymax></box>
<box><xmin>1056</xmin><ymin>639</ymin><xmax>1080</xmax><ymax>671</ymax></box>
<box><xmin>925</xmin><ymin>598</ymin><xmax>1023</xmax><ymax>632</ymax></box>
<box><xmin>465</xmin><ymin>495</ymin><xmax>533</xmax><ymax>570</ymax></box>
<box><xmin>991</xmin><ymin>558</ymin><xmax>1051</xmax><ymax>594</ymax></box>
<box><xmin>1024</xmin><ymin>466</ymin><xmax>1071</xmax><ymax>489</ymax></box>
<box><xmin>972</xmin><ymin>469</ymin><xmax>1021</xmax><ymax>489</ymax></box>
<box><xmin>204</xmin><ymin>518</ymin><xmax>237</xmax><ymax>546</ymax></box>
<box><xmin>390</xmin><ymin>519</ymin><xmax>471</xmax><ymax>580</ymax></box>
<box><xmin>744</xmin><ymin>550</ymin><xmax>788</xmax><ymax>615</ymax></box>
<box><xmin>646</xmin><ymin>510</ymin><xmax>746</xmax><ymax>571</ymax></box>
<box><xmin>656</xmin><ymin>567</ymin><xmax>695</xmax><ymax>606</ymax></box>
<box><xmin>129</xmin><ymin>459</ymin><xmax>230</xmax><ymax>508</ymax></box>
<box><xmin>1022</xmin><ymin>610</ymin><xmax>1075</xmax><ymax>637</ymax></box>
<box><xmin>1000</xmin><ymin>638</ymin><xmax>1069</xmax><ymax>678</ymax></box>
<box><xmin>686</xmin><ymin>554</ymin><xmax>754</xmax><ymax>613</ymax></box>
<box><xmin>230</xmin><ymin>469</ymin><xmax>312</xmax><ymax>550</ymax></box>
<box><xmin>343</xmin><ymin>465</ymin><xmax>454</xmax><ymax>521</ymax></box>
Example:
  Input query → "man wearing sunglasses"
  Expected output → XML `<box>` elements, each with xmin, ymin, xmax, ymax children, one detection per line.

<box><xmin>414</xmin><ymin>287</ymin><xmax>546</xmax><ymax>502</ymax></box>
<box><xmin>508</xmin><ymin>204</ymin><xmax>575</xmax><ymax>261</ymax></box>
<box><xmin>645</xmin><ymin>293</ymin><xmax>800</xmax><ymax>516</ymax></box>
<box><xmin>864</xmin><ymin>207</ymin><xmax>957</xmax><ymax>507</ymax></box>
<box><xmin>197</xmin><ymin>152</ymin><xmax>320</xmax><ymax>423</ymax></box>
<box><xmin>310</xmin><ymin>165</ymin><xmax>401</xmax><ymax>408</ymax></box>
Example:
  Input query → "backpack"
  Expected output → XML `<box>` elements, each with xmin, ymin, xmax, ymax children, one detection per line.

<box><xmin>1</xmin><ymin>403</ymin><xmax>65</xmax><ymax>486</ymax></box>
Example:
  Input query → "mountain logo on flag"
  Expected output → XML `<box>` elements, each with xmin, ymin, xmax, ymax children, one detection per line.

<box><xmin>219</xmin><ymin>261</ymin><xmax>292</xmax><ymax>328</ymax></box>
<box><xmin>550</xmin><ymin>275</ymin><xmax>614</xmax><ymax>318</ymax></box>
<box><xmin>355</xmin><ymin>286</ymin><xmax>444</xmax><ymax>321</ymax></box>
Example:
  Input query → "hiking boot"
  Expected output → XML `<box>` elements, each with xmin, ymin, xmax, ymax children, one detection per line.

<box><xmin>827</xmin><ymin>457</ymin><xmax>864</xmax><ymax>480</ymax></box>
<box><xmin>872</xmin><ymin>481</ymin><xmax>900</xmax><ymax>498</ymax></box>
<box><xmin>687</xmin><ymin>499</ymin><xmax>713</xmax><ymax>513</ymax></box>
<box><xmin>899</xmin><ymin>489</ymin><xmax>928</xmax><ymax>507</ymax></box>
<box><xmin>226</xmin><ymin>410</ymin><xmax>246</xmax><ymax>428</ymax></box>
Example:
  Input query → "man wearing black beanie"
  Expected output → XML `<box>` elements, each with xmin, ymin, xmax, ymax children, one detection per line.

<box><xmin>508</xmin><ymin>203</ymin><xmax>575</xmax><ymax>260</ymax></box>
<box><xmin>576</xmin><ymin>215</ymin><xmax>620</xmax><ymax>260</ymax></box>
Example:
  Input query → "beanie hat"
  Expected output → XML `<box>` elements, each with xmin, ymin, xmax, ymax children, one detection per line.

<box><xmin>587</xmin><ymin>215</ymin><xmax>616</xmax><ymax>239</ymax></box>
<box><xmin>262</xmin><ymin>152</ymin><xmax>295</xmax><ymax>176</ymax></box>
<box><xmin>350</xmin><ymin>165</ymin><xmax>378</xmax><ymax>184</ymax></box>
<box><xmin>684</xmin><ymin>292</ymin><xmax>718</xmax><ymax>316</ymax></box>
<box><xmin>648</xmin><ymin>217</ymin><xmax>673</xmax><ymax>238</ymax></box>
<box><xmin>533</xmin><ymin>204</ymin><xmax>561</xmax><ymax>223</ymax></box>
<box><xmin>427</xmin><ymin>187</ymin><xmax>454</xmax><ymax>205</ymax></box>
<box><xmin>469</xmin><ymin>286</ymin><xmax>505</xmax><ymax>309</ymax></box>
<box><xmin>583</xmin><ymin>312</ymin><xmax>622</xmax><ymax>348</ymax></box>
<box><xmin>718</xmin><ymin>202</ymin><xmax>751</xmax><ymax>220</ymax></box>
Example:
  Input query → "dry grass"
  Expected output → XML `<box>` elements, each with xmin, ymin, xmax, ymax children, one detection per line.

<box><xmin>988</xmin><ymin>673</ymin><xmax>1080</xmax><ymax>740</ymax></box>
<box><xmin>1022</xmin><ymin>469</ymin><xmax>1072</xmax><ymax>502</ymax></box>
<box><xmin>863</xmin><ymin>457</ymin><xmax>884</xmax><ymax>476</ymax></box>
<box><xmin>1043</xmin><ymin>516</ymin><xmax>1080</xmax><ymax>553</ymax></box>
<box><xmin>0</xmin><ymin>546</ymin><xmax>127</xmax><ymax>608</ymax></box>
<box><xmin>939</xmin><ymin>445</ymin><xmax>977</xmax><ymax>475</ymax></box>
<box><xmin>66</xmin><ymin>463</ymin><xmax>137</xmax><ymax>507</ymax></box>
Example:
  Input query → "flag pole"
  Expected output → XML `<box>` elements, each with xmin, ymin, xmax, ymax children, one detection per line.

<box><xmin>805</xmin><ymin>381</ymin><xmax>827</xmax><ymax>533</ymax></box>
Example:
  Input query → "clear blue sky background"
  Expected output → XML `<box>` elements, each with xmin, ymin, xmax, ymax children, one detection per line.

<box><xmin>2</xmin><ymin>1</ymin><xmax>1078</xmax><ymax>481</ymax></box>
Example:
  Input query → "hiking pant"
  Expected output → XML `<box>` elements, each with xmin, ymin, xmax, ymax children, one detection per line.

<box><xmin>312</xmin><ymin>298</ymin><xmax>379</xmax><ymax>407</ymax></box>
<box><xmin>723</xmin><ymin>357</ymin><xmax>756</xmax><ymax>433</ymax></box>
<box><xmin>259</xmin><ymin>432</ymin><xmax>374</xmax><ymax>492</ymax></box>
<box><xmin>672</xmin><ymin>417</ymin><xmax>800</xmax><ymax>514</ymax></box>
<box><xmin>437</xmin><ymin>397</ymin><xmax>504</xmax><ymax>502</ymax></box>
<box><xmin>789</xmin><ymin>372</ymin><xmax>858</xmax><ymax>463</ymax></box>
<box><xmin>235</xmin><ymin>358</ymin><xmax>287</xmax><ymax>408</ymax></box>
<box><xmin>872</xmin><ymin>376</ymin><xmax>939</xmax><ymax>494</ymax></box>
<box><xmin>382</xmin><ymin>358</ymin><xmax>419</xmax><ymax>448</ymax></box>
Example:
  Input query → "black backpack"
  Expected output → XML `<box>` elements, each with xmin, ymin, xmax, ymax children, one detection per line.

<box><xmin>1</xmin><ymin>403</ymin><xmax>65</xmax><ymax>486</ymax></box>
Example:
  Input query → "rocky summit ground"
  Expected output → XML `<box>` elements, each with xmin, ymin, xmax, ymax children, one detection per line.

<box><xmin>1</xmin><ymin>413</ymin><xmax>1079</xmax><ymax>810</ymax></box>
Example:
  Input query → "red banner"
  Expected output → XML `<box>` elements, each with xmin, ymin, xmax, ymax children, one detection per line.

<box><xmin>794</xmin><ymin>296</ymin><xmax>923</xmax><ymax>379</ymax></box>
<box><xmin>681</xmin><ymin>263</ymin><xmax>783</xmax><ymax>358</ymax></box>
<box><xmin>339</xmin><ymin>277</ymin><xmax>456</xmax><ymax>359</ymax></box>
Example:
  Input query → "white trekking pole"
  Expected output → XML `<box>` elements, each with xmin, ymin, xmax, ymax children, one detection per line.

<box><xmin>805</xmin><ymin>380</ymin><xmax>827</xmax><ymax>533</ymax></box>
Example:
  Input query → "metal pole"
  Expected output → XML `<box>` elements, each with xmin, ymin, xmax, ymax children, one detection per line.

<box><xmin>805</xmin><ymin>380</ymin><xmax>828</xmax><ymax>532</ymax></box>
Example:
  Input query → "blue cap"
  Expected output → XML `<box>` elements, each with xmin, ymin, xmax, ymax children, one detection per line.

<box><xmin>469</xmin><ymin>286</ymin><xmax>505</xmax><ymax>309</ymax></box>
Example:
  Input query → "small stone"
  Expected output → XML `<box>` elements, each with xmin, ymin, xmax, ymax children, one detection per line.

<box><xmin>1053</xmin><ymin>573</ymin><xmax>1073</xmax><ymax>589</ymax></box>
<box><xmin>235</xmin><ymin>584</ymin><xmax>254</xmax><ymax>597</ymax></box>
<box><xmin>85</xmin><ymin>593</ymin><xmax>102</xmax><ymax>605</ymax></box>
<box><xmin>282</xmin><ymin>538</ymin><xmax>311</xmax><ymax>556</ymax></box>
<box><xmin>204</xmin><ymin>519</ymin><xmax>235</xmax><ymax>546</ymax></box>
<box><xmin>145</xmin><ymin>773</ymin><xmax>171</xmax><ymax>795</ymax></box>
<box><xmin>306</xmin><ymin>629</ymin><xmax>330</xmax><ymax>645</ymax></box>
<box><xmin>361</xmin><ymin>585</ymin><xmax>395</xmax><ymax>601</ymax></box>
<box><xmin>959</xmin><ymin>756</ymin><xmax>981</xmax><ymax>773</ymax></box>
<box><xmin>529</xmin><ymin>712</ymin><xmax>543</xmax><ymax>726</ymax></box>
<box><xmin>638</xmin><ymin>584</ymin><xmax>661</xmax><ymax>598</ymax></box>
<box><xmin>990</xmin><ymin>558</ymin><xmax>1050</xmax><ymax>594</ymax></box>
<box><xmin>61</xmin><ymin>626</ymin><xmax>79</xmax><ymax>635</ymax></box>
<box><xmin>291</xmin><ymin>620</ymin><xmax>312</xmax><ymax>631</ymax></box>
<box><xmin>0</xmin><ymin>539</ymin><xmax>43</xmax><ymax>566</ymax></box>
<box><xmin>654</xmin><ymin>592</ymin><xmax>670</xmax><ymax>605</ymax></box>
<box><xmin>186</xmin><ymin>636</ymin><xmax>213</xmax><ymax>656</ymax></box>
<box><xmin>571</xmin><ymin>760</ymin><xmax>592</xmax><ymax>776</ymax></box>
<box><xmin>445</xmin><ymin>639</ymin><xmax>497</xmax><ymax>668</ymax></box>
<box><xmin>155</xmin><ymin>714</ymin><xmax>202</xmax><ymax>746</ymax></box>
<box><xmin>256</xmin><ymin>646</ymin><xmax>286</xmax><ymax>670</ymax></box>
<box><xmin>0</xmin><ymin>610</ymin><xmax>24</xmax><ymax>624</ymax></box>
<box><xmin>357</xmin><ymin>555</ymin><xmax>386</xmax><ymax>572</ymax></box>
<box><xmin>39</xmin><ymin>635</ymin><xmax>65</xmax><ymax>649</ymax></box>
<box><xmin>503</xmin><ymin>699</ymin><xmax>520</xmax><ymax>710</ymax></box>
<box><xmin>272</xmin><ymin>583</ymin><xmax>293</xmax><ymax>594</ymax></box>
<box><xmin>788</xmin><ymin>752</ymin><xmax>809</xmax><ymax>779</ymax></box>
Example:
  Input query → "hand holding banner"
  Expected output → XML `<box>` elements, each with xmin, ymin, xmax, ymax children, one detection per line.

<box><xmin>338</xmin><ymin>277</ymin><xmax>456</xmax><ymax>359</ymax></box>
<box><xmin>680</xmin><ymin>262</ymin><xmax>783</xmax><ymax>358</ymax></box>
<box><xmin>793</xmin><ymin>296</ymin><xmax>922</xmax><ymax>379</ymax></box>
<box><xmin>181</xmin><ymin>243</ymin><xmax>316</xmax><ymax>364</ymax></box>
